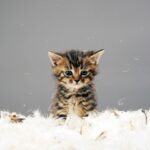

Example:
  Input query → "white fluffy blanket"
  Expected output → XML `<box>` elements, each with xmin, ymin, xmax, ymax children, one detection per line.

<box><xmin>0</xmin><ymin>109</ymin><xmax>150</xmax><ymax>150</ymax></box>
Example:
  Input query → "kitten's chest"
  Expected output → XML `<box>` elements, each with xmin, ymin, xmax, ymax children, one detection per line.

<box><xmin>67</xmin><ymin>95</ymin><xmax>85</xmax><ymax>116</ymax></box>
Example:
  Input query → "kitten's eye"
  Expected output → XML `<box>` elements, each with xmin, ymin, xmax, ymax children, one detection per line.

<box><xmin>64</xmin><ymin>70</ymin><xmax>73</xmax><ymax>77</ymax></box>
<box><xmin>81</xmin><ymin>70</ymin><xmax>89</xmax><ymax>77</ymax></box>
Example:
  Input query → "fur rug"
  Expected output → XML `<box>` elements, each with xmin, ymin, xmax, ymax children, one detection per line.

<box><xmin>0</xmin><ymin>109</ymin><xmax>150</xmax><ymax>150</ymax></box>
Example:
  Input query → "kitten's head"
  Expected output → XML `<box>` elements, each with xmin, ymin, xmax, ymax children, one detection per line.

<box><xmin>48</xmin><ymin>49</ymin><xmax>104</xmax><ymax>89</ymax></box>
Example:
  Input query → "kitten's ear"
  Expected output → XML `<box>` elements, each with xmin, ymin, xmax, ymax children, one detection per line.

<box><xmin>48</xmin><ymin>51</ymin><xmax>63</xmax><ymax>66</ymax></box>
<box><xmin>89</xmin><ymin>49</ymin><xmax>104</xmax><ymax>65</ymax></box>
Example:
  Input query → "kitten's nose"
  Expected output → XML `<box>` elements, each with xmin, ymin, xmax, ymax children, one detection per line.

<box><xmin>75</xmin><ymin>79</ymin><xmax>79</xmax><ymax>83</ymax></box>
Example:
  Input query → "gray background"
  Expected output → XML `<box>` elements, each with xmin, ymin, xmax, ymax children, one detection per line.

<box><xmin>0</xmin><ymin>0</ymin><xmax>150</xmax><ymax>115</ymax></box>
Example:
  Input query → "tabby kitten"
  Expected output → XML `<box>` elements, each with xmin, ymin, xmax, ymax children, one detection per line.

<box><xmin>48</xmin><ymin>49</ymin><xmax>104</xmax><ymax>119</ymax></box>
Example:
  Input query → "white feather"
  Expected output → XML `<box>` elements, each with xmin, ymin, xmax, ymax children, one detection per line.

<box><xmin>0</xmin><ymin>109</ymin><xmax>149</xmax><ymax>150</ymax></box>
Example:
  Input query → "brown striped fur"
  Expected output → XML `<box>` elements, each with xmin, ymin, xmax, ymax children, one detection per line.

<box><xmin>48</xmin><ymin>49</ymin><xmax>104</xmax><ymax>119</ymax></box>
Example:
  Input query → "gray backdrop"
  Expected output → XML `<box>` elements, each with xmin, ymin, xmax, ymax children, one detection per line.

<box><xmin>0</xmin><ymin>0</ymin><xmax>150</xmax><ymax>115</ymax></box>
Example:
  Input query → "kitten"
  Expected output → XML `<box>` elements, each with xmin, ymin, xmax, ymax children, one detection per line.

<box><xmin>48</xmin><ymin>49</ymin><xmax>104</xmax><ymax>119</ymax></box>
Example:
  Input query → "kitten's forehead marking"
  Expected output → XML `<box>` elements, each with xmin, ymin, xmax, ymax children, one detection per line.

<box><xmin>65</xmin><ymin>50</ymin><xmax>84</xmax><ymax>68</ymax></box>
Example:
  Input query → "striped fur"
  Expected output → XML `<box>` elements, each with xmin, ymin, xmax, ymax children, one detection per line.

<box><xmin>48</xmin><ymin>49</ymin><xmax>104</xmax><ymax>119</ymax></box>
